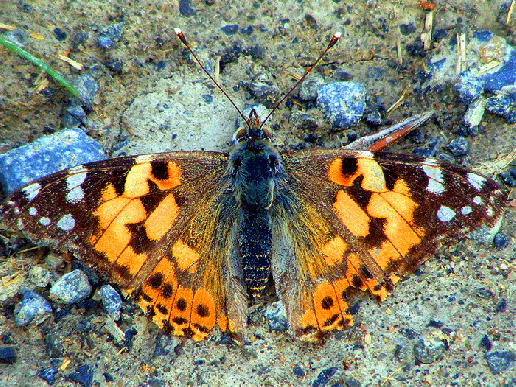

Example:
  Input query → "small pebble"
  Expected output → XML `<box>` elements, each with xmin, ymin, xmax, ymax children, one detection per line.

<box><xmin>312</xmin><ymin>367</ymin><xmax>338</xmax><ymax>387</ymax></box>
<box><xmin>97</xmin><ymin>22</ymin><xmax>124</xmax><ymax>49</ymax></box>
<box><xmin>68</xmin><ymin>364</ymin><xmax>93</xmax><ymax>387</ymax></box>
<box><xmin>462</xmin><ymin>96</ymin><xmax>486</xmax><ymax>131</ymax></box>
<box><xmin>493</xmin><ymin>232</ymin><xmax>510</xmax><ymax>249</ymax></box>
<box><xmin>99</xmin><ymin>285</ymin><xmax>122</xmax><ymax>321</ymax></box>
<box><xmin>53</xmin><ymin>27</ymin><xmax>67</xmax><ymax>41</ymax></box>
<box><xmin>14</xmin><ymin>291</ymin><xmax>53</xmax><ymax>326</ymax></box>
<box><xmin>73</xmin><ymin>74</ymin><xmax>100</xmax><ymax>110</ymax></box>
<box><xmin>298</xmin><ymin>78</ymin><xmax>324</xmax><ymax>101</ymax></box>
<box><xmin>179</xmin><ymin>0</ymin><xmax>196</xmax><ymax>16</ymax></box>
<box><xmin>0</xmin><ymin>347</ymin><xmax>17</xmax><ymax>364</ymax></box>
<box><xmin>413</xmin><ymin>338</ymin><xmax>445</xmax><ymax>364</ymax></box>
<box><xmin>480</xmin><ymin>334</ymin><xmax>492</xmax><ymax>351</ymax></box>
<box><xmin>316</xmin><ymin>82</ymin><xmax>366</xmax><ymax>128</ymax></box>
<box><xmin>264</xmin><ymin>301</ymin><xmax>288</xmax><ymax>331</ymax></box>
<box><xmin>28</xmin><ymin>265</ymin><xmax>52</xmax><ymax>288</ymax></box>
<box><xmin>495</xmin><ymin>298</ymin><xmax>507</xmax><ymax>313</ymax></box>
<box><xmin>292</xmin><ymin>364</ymin><xmax>305</xmax><ymax>377</ymax></box>
<box><xmin>50</xmin><ymin>269</ymin><xmax>92</xmax><ymax>304</ymax></box>
<box><xmin>447</xmin><ymin>136</ymin><xmax>469</xmax><ymax>157</ymax></box>
<box><xmin>221</xmin><ymin>25</ymin><xmax>239</xmax><ymax>35</ymax></box>
<box><xmin>38</xmin><ymin>367</ymin><xmax>58</xmax><ymax>385</ymax></box>
<box><xmin>485</xmin><ymin>351</ymin><xmax>516</xmax><ymax>374</ymax></box>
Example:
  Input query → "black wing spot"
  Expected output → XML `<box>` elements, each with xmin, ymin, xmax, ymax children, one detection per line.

<box><xmin>176</xmin><ymin>298</ymin><xmax>187</xmax><ymax>311</ymax></box>
<box><xmin>157</xmin><ymin>303</ymin><xmax>168</xmax><ymax>315</ymax></box>
<box><xmin>321</xmin><ymin>296</ymin><xmax>334</xmax><ymax>310</ymax></box>
<box><xmin>172</xmin><ymin>316</ymin><xmax>188</xmax><ymax>326</ymax></box>
<box><xmin>196</xmin><ymin>304</ymin><xmax>210</xmax><ymax>318</ymax></box>
<box><xmin>148</xmin><ymin>272</ymin><xmax>164</xmax><ymax>289</ymax></box>
<box><xmin>162</xmin><ymin>283</ymin><xmax>174</xmax><ymax>298</ymax></box>
<box><xmin>341</xmin><ymin>157</ymin><xmax>359</xmax><ymax>177</ymax></box>
<box><xmin>352</xmin><ymin>275</ymin><xmax>363</xmax><ymax>288</ymax></box>
<box><xmin>151</xmin><ymin>160</ymin><xmax>170</xmax><ymax>180</ymax></box>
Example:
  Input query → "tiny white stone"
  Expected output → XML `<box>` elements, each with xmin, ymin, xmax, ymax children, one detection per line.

<box><xmin>473</xmin><ymin>196</ymin><xmax>483</xmax><ymax>205</ymax></box>
<box><xmin>467</xmin><ymin>173</ymin><xmax>486</xmax><ymax>191</ymax></box>
<box><xmin>29</xmin><ymin>207</ymin><xmax>37</xmax><ymax>216</ymax></box>
<box><xmin>39</xmin><ymin>217</ymin><xmax>51</xmax><ymax>226</ymax></box>
<box><xmin>437</xmin><ymin>206</ymin><xmax>456</xmax><ymax>222</ymax></box>
<box><xmin>57</xmin><ymin>214</ymin><xmax>75</xmax><ymax>231</ymax></box>
<box><xmin>22</xmin><ymin>183</ymin><xmax>41</xmax><ymax>201</ymax></box>
<box><xmin>66</xmin><ymin>186</ymin><xmax>84</xmax><ymax>203</ymax></box>
<box><xmin>461</xmin><ymin>206</ymin><xmax>472</xmax><ymax>216</ymax></box>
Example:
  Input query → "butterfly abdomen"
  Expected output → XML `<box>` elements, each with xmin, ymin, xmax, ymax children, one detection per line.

<box><xmin>240</xmin><ymin>207</ymin><xmax>272</xmax><ymax>295</ymax></box>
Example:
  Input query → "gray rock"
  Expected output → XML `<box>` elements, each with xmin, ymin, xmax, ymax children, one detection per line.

<box><xmin>0</xmin><ymin>128</ymin><xmax>106</xmax><ymax>194</ymax></box>
<box><xmin>98</xmin><ymin>285</ymin><xmax>122</xmax><ymax>321</ymax></box>
<box><xmin>485</xmin><ymin>351</ymin><xmax>516</xmax><ymax>374</ymax></box>
<box><xmin>50</xmin><ymin>269</ymin><xmax>92</xmax><ymax>304</ymax></box>
<box><xmin>14</xmin><ymin>290</ymin><xmax>52</xmax><ymax>326</ymax></box>
<box><xmin>413</xmin><ymin>338</ymin><xmax>446</xmax><ymax>364</ymax></box>
<box><xmin>264</xmin><ymin>301</ymin><xmax>288</xmax><ymax>331</ymax></box>
<box><xmin>316</xmin><ymin>82</ymin><xmax>366</xmax><ymax>128</ymax></box>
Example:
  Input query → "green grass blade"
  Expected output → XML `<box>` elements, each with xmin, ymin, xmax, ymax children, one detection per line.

<box><xmin>0</xmin><ymin>35</ymin><xmax>81</xmax><ymax>98</ymax></box>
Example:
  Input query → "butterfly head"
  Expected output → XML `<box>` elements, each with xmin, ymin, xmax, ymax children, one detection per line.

<box><xmin>229</xmin><ymin>122</ymin><xmax>282</xmax><ymax>208</ymax></box>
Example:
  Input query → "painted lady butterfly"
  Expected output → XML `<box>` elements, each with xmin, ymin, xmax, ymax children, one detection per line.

<box><xmin>0</xmin><ymin>30</ymin><xmax>509</xmax><ymax>342</ymax></box>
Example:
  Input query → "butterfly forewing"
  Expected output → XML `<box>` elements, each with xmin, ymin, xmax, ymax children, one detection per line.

<box><xmin>1</xmin><ymin>151</ymin><xmax>252</xmax><ymax>341</ymax></box>
<box><xmin>272</xmin><ymin>149</ymin><xmax>508</xmax><ymax>339</ymax></box>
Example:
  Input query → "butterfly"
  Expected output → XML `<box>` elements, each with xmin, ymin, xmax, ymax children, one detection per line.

<box><xmin>0</xmin><ymin>30</ymin><xmax>509</xmax><ymax>343</ymax></box>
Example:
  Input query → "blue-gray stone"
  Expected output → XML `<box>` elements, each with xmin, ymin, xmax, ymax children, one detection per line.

<box><xmin>448</xmin><ymin>136</ymin><xmax>470</xmax><ymax>157</ymax></box>
<box><xmin>485</xmin><ymin>351</ymin><xmax>516</xmax><ymax>374</ymax></box>
<box><xmin>0</xmin><ymin>347</ymin><xmax>17</xmax><ymax>364</ymax></box>
<box><xmin>14</xmin><ymin>291</ymin><xmax>52</xmax><ymax>326</ymax></box>
<box><xmin>0</xmin><ymin>128</ymin><xmax>106</xmax><ymax>194</ymax></box>
<box><xmin>455</xmin><ymin>74</ymin><xmax>484</xmax><ymax>103</ymax></box>
<box><xmin>68</xmin><ymin>364</ymin><xmax>93</xmax><ymax>387</ymax></box>
<box><xmin>312</xmin><ymin>367</ymin><xmax>338</xmax><ymax>387</ymax></box>
<box><xmin>264</xmin><ymin>301</ymin><xmax>288</xmax><ymax>331</ymax></box>
<box><xmin>99</xmin><ymin>285</ymin><xmax>122</xmax><ymax>320</ymax></box>
<box><xmin>73</xmin><ymin>74</ymin><xmax>99</xmax><ymax>110</ymax></box>
<box><xmin>38</xmin><ymin>367</ymin><xmax>58</xmax><ymax>385</ymax></box>
<box><xmin>50</xmin><ymin>269</ymin><xmax>92</xmax><ymax>304</ymax></box>
<box><xmin>413</xmin><ymin>339</ymin><xmax>446</xmax><ymax>364</ymax></box>
<box><xmin>316</xmin><ymin>82</ymin><xmax>366</xmax><ymax>128</ymax></box>
<box><xmin>486</xmin><ymin>88</ymin><xmax>516</xmax><ymax>123</ymax></box>
<box><xmin>98</xmin><ymin>22</ymin><xmax>124</xmax><ymax>49</ymax></box>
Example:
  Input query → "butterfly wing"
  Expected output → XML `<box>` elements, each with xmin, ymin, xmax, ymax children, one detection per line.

<box><xmin>272</xmin><ymin>149</ymin><xmax>508</xmax><ymax>340</ymax></box>
<box><xmin>1</xmin><ymin>152</ymin><xmax>248</xmax><ymax>341</ymax></box>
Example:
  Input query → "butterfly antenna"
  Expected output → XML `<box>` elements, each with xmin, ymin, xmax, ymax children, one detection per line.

<box><xmin>174</xmin><ymin>28</ymin><xmax>248</xmax><ymax>124</ymax></box>
<box><xmin>258</xmin><ymin>32</ymin><xmax>341</xmax><ymax>130</ymax></box>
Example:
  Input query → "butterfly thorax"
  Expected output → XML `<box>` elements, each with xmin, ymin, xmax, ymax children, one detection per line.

<box><xmin>229</xmin><ymin>138</ymin><xmax>281</xmax><ymax>295</ymax></box>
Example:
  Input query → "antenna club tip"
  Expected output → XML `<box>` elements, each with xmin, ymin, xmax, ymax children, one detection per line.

<box><xmin>174</xmin><ymin>28</ymin><xmax>183</xmax><ymax>35</ymax></box>
<box><xmin>334</xmin><ymin>32</ymin><xmax>342</xmax><ymax>38</ymax></box>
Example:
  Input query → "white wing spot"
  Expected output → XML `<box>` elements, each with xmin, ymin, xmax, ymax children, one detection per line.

<box><xmin>67</xmin><ymin>186</ymin><xmax>85</xmax><ymax>203</ymax></box>
<box><xmin>66</xmin><ymin>171</ymin><xmax>87</xmax><ymax>190</ymax></box>
<box><xmin>57</xmin><ymin>214</ymin><xmax>75</xmax><ymax>231</ymax></box>
<box><xmin>423</xmin><ymin>164</ymin><xmax>445</xmax><ymax>195</ymax></box>
<box><xmin>39</xmin><ymin>217</ymin><xmax>51</xmax><ymax>226</ymax></box>
<box><xmin>486</xmin><ymin>207</ymin><xmax>494</xmax><ymax>217</ymax></box>
<box><xmin>437</xmin><ymin>206</ymin><xmax>456</xmax><ymax>222</ymax></box>
<box><xmin>467</xmin><ymin>173</ymin><xmax>486</xmax><ymax>191</ymax></box>
<box><xmin>461</xmin><ymin>206</ymin><xmax>472</xmax><ymax>216</ymax></box>
<box><xmin>473</xmin><ymin>196</ymin><xmax>483</xmax><ymax>205</ymax></box>
<box><xmin>22</xmin><ymin>183</ymin><xmax>41</xmax><ymax>201</ymax></box>
<box><xmin>29</xmin><ymin>207</ymin><xmax>37</xmax><ymax>216</ymax></box>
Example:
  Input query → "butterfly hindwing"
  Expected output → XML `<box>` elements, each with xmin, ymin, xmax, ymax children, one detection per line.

<box><xmin>1</xmin><ymin>151</ymin><xmax>249</xmax><ymax>341</ymax></box>
<box><xmin>272</xmin><ymin>149</ymin><xmax>508</xmax><ymax>340</ymax></box>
